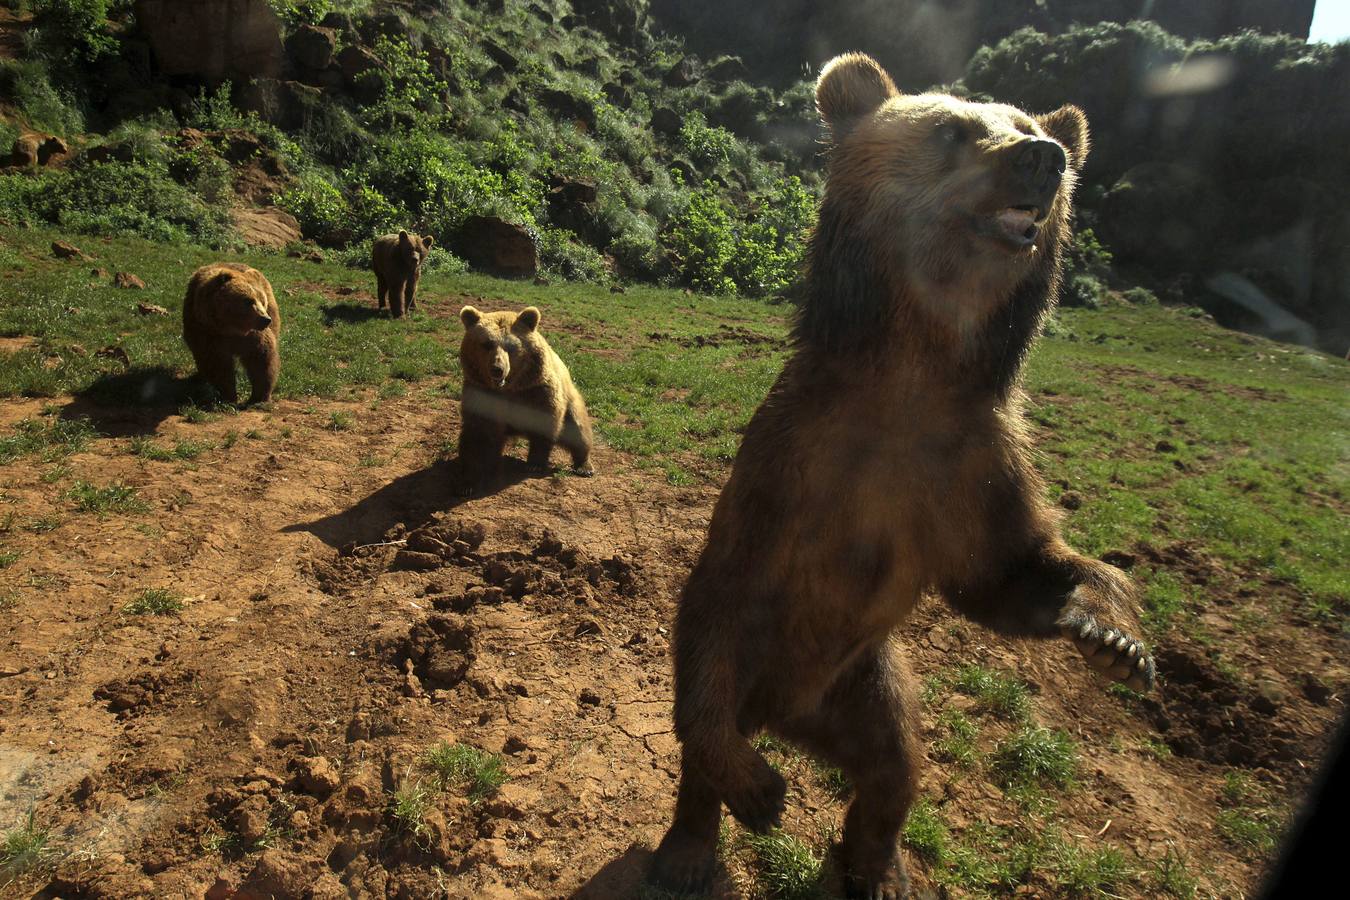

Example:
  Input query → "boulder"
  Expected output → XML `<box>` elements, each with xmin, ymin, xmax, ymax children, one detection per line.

<box><xmin>651</xmin><ymin>106</ymin><xmax>682</xmax><ymax>137</ymax></box>
<box><xmin>456</xmin><ymin>217</ymin><xmax>538</xmax><ymax>278</ymax></box>
<box><xmin>232</xmin><ymin>207</ymin><xmax>303</xmax><ymax>249</ymax></box>
<box><xmin>482</xmin><ymin>39</ymin><xmax>518</xmax><ymax>72</ymax></box>
<box><xmin>134</xmin><ymin>0</ymin><xmax>283</xmax><ymax>81</ymax></box>
<box><xmin>286</xmin><ymin>24</ymin><xmax>337</xmax><ymax>71</ymax></box>
<box><xmin>664</xmin><ymin>56</ymin><xmax>700</xmax><ymax>87</ymax></box>
<box><xmin>235</xmin><ymin>78</ymin><xmax>321</xmax><ymax>131</ymax></box>
<box><xmin>539</xmin><ymin>90</ymin><xmax>596</xmax><ymax>131</ymax></box>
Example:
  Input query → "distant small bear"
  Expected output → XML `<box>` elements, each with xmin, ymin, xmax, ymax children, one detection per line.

<box><xmin>182</xmin><ymin>262</ymin><xmax>280</xmax><ymax>405</ymax></box>
<box><xmin>455</xmin><ymin>305</ymin><xmax>594</xmax><ymax>494</ymax></box>
<box><xmin>372</xmin><ymin>230</ymin><xmax>434</xmax><ymax>317</ymax></box>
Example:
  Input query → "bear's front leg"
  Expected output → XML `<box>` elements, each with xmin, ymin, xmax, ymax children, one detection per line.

<box><xmin>455</xmin><ymin>413</ymin><xmax>506</xmax><ymax>496</ymax></box>
<box><xmin>944</xmin><ymin>538</ymin><xmax>1156</xmax><ymax>692</ymax></box>
<box><xmin>525</xmin><ymin>437</ymin><xmax>555</xmax><ymax>474</ymax></box>
<box><xmin>241</xmin><ymin>336</ymin><xmax>280</xmax><ymax>405</ymax></box>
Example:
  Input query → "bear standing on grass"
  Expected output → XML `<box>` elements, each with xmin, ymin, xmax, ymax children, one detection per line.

<box><xmin>372</xmin><ymin>230</ymin><xmax>434</xmax><ymax>317</ymax></box>
<box><xmin>650</xmin><ymin>53</ymin><xmax>1157</xmax><ymax>900</ymax></box>
<box><xmin>182</xmin><ymin>262</ymin><xmax>280</xmax><ymax>405</ymax></box>
<box><xmin>455</xmin><ymin>305</ymin><xmax>594</xmax><ymax>495</ymax></box>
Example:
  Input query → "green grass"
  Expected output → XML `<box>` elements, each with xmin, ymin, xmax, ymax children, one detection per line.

<box><xmin>123</xmin><ymin>588</ymin><xmax>184</xmax><ymax>616</ymax></box>
<box><xmin>1149</xmin><ymin>846</ymin><xmax>1201</xmax><ymax>899</ymax></box>
<box><xmin>388</xmin><ymin>779</ymin><xmax>435</xmax><ymax>839</ymax></box>
<box><xmin>63</xmin><ymin>480</ymin><xmax>149</xmax><ymax>515</ymax></box>
<box><xmin>0</xmin><ymin>549</ymin><xmax>19</xmax><ymax>568</ymax></box>
<box><xmin>423</xmin><ymin>742</ymin><xmax>508</xmax><ymax>803</ymax></box>
<box><xmin>130</xmin><ymin>436</ymin><xmax>212</xmax><ymax>461</ymax></box>
<box><xmin>327</xmin><ymin>411</ymin><xmax>354</xmax><ymax>431</ymax></box>
<box><xmin>933</xmin><ymin>709</ymin><xmax>980</xmax><ymax>768</ymax></box>
<box><xmin>1</xmin><ymin>811</ymin><xmax>51</xmax><ymax>882</ymax></box>
<box><xmin>991</xmin><ymin>725</ymin><xmax>1078</xmax><ymax>791</ymax></box>
<box><xmin>740</xmin><ymin>829</ymin><xmax>826</xmax><ymax>900</ymax></box>
<box><xmin>1052</xmin><ymin>841</ymin><xmax>1135</xmax><ymax>897</ymax></box>
<box><xmin>902</xmin><ymin>798</ymin><xmax>950</xmax><ymax>864</ymax></box>
<box><xmin>951</xmin><ymin>665</ymin><xmax>1031</xmax><ymax>720</ymax></box>
<box><xmin>0</xmin><ymin>416</ymin><xmax>96</xmax><ymax>463</ymax></box>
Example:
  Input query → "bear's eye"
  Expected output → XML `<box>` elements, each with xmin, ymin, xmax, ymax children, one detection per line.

<box><xmin>481</xmin><ymin>339</ymin><xmax>495</xmax><ymax>350</ymax></box>
<box><xmin>936</xmin><ymin>122</ymin><xmax>967</xmax><ymax>146</ymax></box>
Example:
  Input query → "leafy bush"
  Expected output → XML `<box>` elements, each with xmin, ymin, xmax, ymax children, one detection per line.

<box><xmin>278</xmin><ymin>171</ymin><xmax>351</xmax><ymax>242</ymax></box>
<box><xmin>0</xmin><ymin>59</ymin><xmax>85</xmax><ymax>135</ymax></box>
<box><xmin>31</xmin><ymin>0</ymin><xmax>120</xmax><ymax>62</ymax></box>
<box><xmin>538</xmin><ymin>227</ymin><xmax>608</xmax><ymax>281</ymax></box>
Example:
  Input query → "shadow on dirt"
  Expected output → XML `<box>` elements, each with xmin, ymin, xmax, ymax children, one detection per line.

<box><xmin>60</xmin><ymin>366</ymin><xmax>210</xmax><ymax>436</ymax></box>
<box><xmin>282</xmin><ymin>456</ymin><xmax>538</xmax><ymax>548</ymax></box>
<box><xmin>320</xmin><ymin>302</ymin><xmax>385</xmax><ymax>326</ymax></box>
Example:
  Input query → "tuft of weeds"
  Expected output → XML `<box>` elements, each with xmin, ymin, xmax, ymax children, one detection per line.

<box><xmin>1</xmin><ymin>810</ymin><xmax>51</xmax><ymax>880</ymax></box>
<box><xmin>810</xmin><ymin>761</ymin><xmax>851</xmax><ymax>799</ymax></box>
<box><xmin>24</xmin><ymin>514</ymin><xmax>61</xmax><ymax>533</ymax></box>
<box><xmin>901</xmin><ymin>798</ymin><xmax>949</xmax><ymax>864</ymax></box>
<box><xmin>1215</xmin><ymin>808</ymin><xmax>1277</xmax><ymax>853</ymax></box>
<box><xmin>741</xmin><ymin>829</ymin><xmax>825</xmax><ymax>900</ymax></box>
<box><xmin>0</xmin><ymin>549</ymin><xmax>19</xmax><ymax>569</ymax></box>
<box><xmin>0</xmin><ymin>416</ymin><xmax>96</xmax><ymax>463</ymax></box>
<box><xmin>327</xmin><ymin>411</ymin><xmax>354</xmax><ymax>431</ymax></box>
<box><xmin>933</xmin><ymin>709</ymin><xmax>980</xmax><ymax>768</ymax></box>
<box><xmin>131</xmin><ymin>436</ymin><xmax>212</xmax><ymax>461</ymax></box>
<box><xmin>991</xmin><ymin>725</ymin><xmax>1078</xmax><ymax>791</ymax></box>
<box><xmin>64</xmin><ymin>480</ymin><xmax>149</xmax><ymax>515</ymax></box>
<box><xmin>1052</xmin><ymin>839</ymin><xmax>1135</xmax><ymax>897</ymax></box>
<box><xmin>0</xmin><ymin>591</ymin><xmax>17</xmax><ymax>611</ymax></box>
<box><xmin>124</xmin><ymin>588</ymin><xmax>184</xmax><ymax>616</ymax></box>
<box><xmin>388</xmin><ymin>779</ymin><xmax>435</xmax><ymax>838</ymax></box>
<box><xmin>1150</xmin><ymin>845</ymin><xmax>1200</xmax><ymax>899</ymax></box>
<box><xmin>423</xmin><ymin>742</ymin><xmax>507</xmax><ymax>803</ymax></box>
<box><xmin>952</xmin><ymin>664</ymin><xmax>1030</xmax><ymax>720</ymax></box>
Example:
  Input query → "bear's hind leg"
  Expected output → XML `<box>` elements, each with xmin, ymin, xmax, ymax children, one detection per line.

<box><xmin>648</xmin><ymin>752</ymin><xmax>723</xmax><ymax>894</ymax></box>
<box><xmin>560</xmin><ymin>407</ymin><xmax>594</xmax><ymax>476</ymax></box>
<box><xmin>376</xmin><ymin>272</ymin><xmax>388</xmax><ymax>310</ymax></box>
<box><xmin>779</xmin><ymin>637</ymin><xmax>921</xmax><ymax>900</ymax></box>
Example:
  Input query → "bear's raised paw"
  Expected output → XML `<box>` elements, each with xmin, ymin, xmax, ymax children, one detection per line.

<box><xmin>1062</xmin><ymin>615</ymin><xmax>1156</xmax><ymax>692</ymax></box>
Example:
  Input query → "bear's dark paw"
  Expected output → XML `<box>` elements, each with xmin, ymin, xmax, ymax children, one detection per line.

<box><xmin>572</xmin><ymin>464</ymin><xmax>594</xmax><ymax>477</ymax></box>
<box><xmin>844</xmin><ymin>869</ymin><xmax>910</xmax><ymax>900</ymax></box>
<box><xmin>721</xmin><ymin>757</ymin><xmax>787</xmax><ymax>835</ymax></box>
<box><xmin>451</xmin><ymin>481</ymin><xmax>477</xmax><ymax>498</ymax></box>
<box><xmin>1060</xmin><ymin>612</ymin><xmax>1156</xmax><ymax>692</ymax></box>
<box><xmin>526</xmin><ymin>461</ymin><xmax>554</xmax><ymax>475</ymax></box>
<box><xmin>648</xmin><ymin>827</ymin><xmax>718</xmax><ymax>896</ymax></box>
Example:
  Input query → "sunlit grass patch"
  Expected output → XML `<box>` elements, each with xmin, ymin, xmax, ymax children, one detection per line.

<box><xmin>423</xmin><ymin>741</ymin><xmax>507</xmax><ymax>803</ymax></box>
<box><xmin>124</xmin><ymin>588</ymin><xmax>184</xmax><ymax>616</ymax></box>
<box><xmin>64</xmin><ymin>480</ymin><xmax>149</xmax><ymax>515</ymax></box>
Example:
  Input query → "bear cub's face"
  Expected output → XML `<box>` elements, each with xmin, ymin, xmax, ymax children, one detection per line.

<box><xmin>816</xmin><ymin>53</ymin><xmax>1088</xmax><ymax>276</ymax></box>
<box><xmin>459</xmin><ymin>305</ymin><xmax>542</xmax><ymax>390</ymax></box>
<box><xmin>398</xmin><ymin>230</ymin><xmax>434</xmax><ymax>270</ymax></box>
<box><xmin>207</xmin><ymin>273</ymin><xmax>273</xmax><ymax>336</ymax></box>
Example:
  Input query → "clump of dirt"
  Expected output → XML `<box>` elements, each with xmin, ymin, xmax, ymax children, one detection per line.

<box><xmin>93</xmin><ymin>669</ymin><xmax>196</xmax><ymax>719</ymax></box>
<box><xmin>647</xmin><ymin>324</ymin><xmax>785</xmax><ymax>349</ymax></box>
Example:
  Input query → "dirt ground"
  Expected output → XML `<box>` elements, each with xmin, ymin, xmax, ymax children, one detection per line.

<box><xmin>0</xmin><ymin>388</ymin><xmax>1344</xmax><ymax>899</ymax></box>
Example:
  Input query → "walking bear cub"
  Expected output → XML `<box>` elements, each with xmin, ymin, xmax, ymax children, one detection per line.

<box><xmin>372</xmin><ymin>230</ymin><xmax>434</xmax><ymax>317</ymax></box>
<box><xmin>650</xmin><ymin>53</ymin><xmax>1157</xmax><ymax>899</ymax></box>
<box><xmin>455</xmin><ymin>305</ymin><xmax>594</xmax><ymax>495</ymax></box>
<box><xmin>182</xmin><ymin>262</ymin><xmax>280</xmax><ymax>405</ymax></box>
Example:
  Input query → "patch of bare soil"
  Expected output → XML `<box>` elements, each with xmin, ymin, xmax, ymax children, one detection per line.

<box><xmin>0</xmin><ymin>391</ymin><xmax>1342</xmax><ymax>899</ymax></box>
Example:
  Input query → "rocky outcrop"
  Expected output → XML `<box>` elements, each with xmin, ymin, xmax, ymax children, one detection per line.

<box><xmin>232</xmin><ymin>207</ymin><xmax>303</xmax><ymax>249</ymax></box>
<box><xmin>134</xmin><ymin>0</ymin><xmax>283</xmax><ymax>82</ymax></box>
<box><xmin>455</xmin><ymin>217</ymin><xmax>538</xmax><ymax>278</ymax></box>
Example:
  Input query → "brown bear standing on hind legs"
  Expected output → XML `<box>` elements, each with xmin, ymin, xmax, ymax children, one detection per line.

<box><xmin>182</xmin><ymin>262</ymin><xmax>280</xmax><ymax>405</ymax></box>
<box><xmin>454</xmin><ymin>305</ymin><xmax>594</xmax><ymax>495</ymax></box>
<box><xmin>372</xmin><ymin>230</ymin><xmax>434</xmax><ymax>317</ymax></box>
<box><xmin>650</xmin><ymin>53</ymin><xmax>1157</xmax><ymax>899</ymax></box>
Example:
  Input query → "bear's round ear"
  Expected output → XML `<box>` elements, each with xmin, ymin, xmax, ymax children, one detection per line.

<box><xmin>816</xmin><ymin>52</ymin><xmax>899</xmax><ymax>143</ymax></box>
<box><xmin>460</xmin><ymin>305</ymin><xmax>481</xmax><ymax>327</ymax></box>
<box><xmin>516</xmin><ymin>307</ymin><xmax>540</xmax><ymax>332</ymax></box>
<box><xmin>422</xmin><ymin>235</ymin><xmax>434</xmax><ymax>249</ymax></box>
<box><xmin>1036</xmin><ymin>105</ymin><xmax>1090</xmax><ymax>169</ymax></box>
<box><xmin>398</xmin><ymin>230</ymin><xmax>411</xmax><ymax>246</ymax></box>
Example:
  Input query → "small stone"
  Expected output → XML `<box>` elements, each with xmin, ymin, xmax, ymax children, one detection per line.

<box><xmin>1155</xmin><ymin>439</ymin><xmax>1178</xmax><ymax>453</ymax></box>
<box><xmin>1058</xmin><ymin>491</ymin><xmax>1083</xmax><ymax>510</ymax></box>
<box><xmin>579</xmin><ymin>688</ymin><xmax>602</xmax><ymax>706</ymax></box>
<box><xmin>502</xmin><ymin>735</ymin><xmax>529</xmax><ymax>754</ymax></box>
<box><xmin>229</xmin><ymin>794</ymin><xmax>271</xmax><ymax>844</ymax></box>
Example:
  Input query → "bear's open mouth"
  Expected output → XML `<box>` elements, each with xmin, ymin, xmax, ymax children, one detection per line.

<box><xmin>993</xmin><ymin>205</ymin><xmax>1041</xmax><ymax>247</ymax></box>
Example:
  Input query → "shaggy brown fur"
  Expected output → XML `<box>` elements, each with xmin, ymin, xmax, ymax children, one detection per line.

<box><xmin>182</xmin><ymin>262</ymin><xmax>280</xmax><ymax>405</ymax></box>
<box><xmin>372</xmin><ymin>230</ymin><xmax>434</xmax><ymax>317</ymax></box>
<box><xmin>454</xmin><ymin>305</ymin><xmax>594</xmax><ymax>495</ymax></box>
<box><xmin>650</xmin><ymin>53</ymin><xmax>1155</xmax><ymax>900</ymax></box>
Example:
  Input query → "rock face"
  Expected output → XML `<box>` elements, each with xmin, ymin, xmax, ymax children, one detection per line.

<box><xmin>232</xmin><ymin>207</ymin><xmax>303</xmax><ymax>249</ymax></box>
<box><xmin>286</xmin><ymin>24</ymin><xmax>337</xmax><ymax>71</ymax></box>
<box><xmin>135</xmin><ymin>0</ymin><xmax>283</xmax><ymax>82</ymax></box>
<box><xmin>456</xmin><ymin>217</ymin><xmax>538</xmax><ymax>278</ymax></box>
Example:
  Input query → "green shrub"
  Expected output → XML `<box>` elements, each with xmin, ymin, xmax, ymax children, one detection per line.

<box><xmin>0</xmin><ymin>59</ymin><xmax>85</xmax><ymax>136</ymax></box>
<box><xmin>539</xmin><ymin>227</ymin><xmax>608</xmax><ymax>281</ymax></box>
<box><xmin>1063</xmin><ymin>273</ymin><xmax>1106</xmax><ymax>309</ymax></box>
<box><xmin>278</xmin><ymin>171</ymin><xmax>351</xmax><ymax>243</ymax></box>
<box><xmin>31</xmin><ymin>0</ymin><xmax>119</xmax><ymax>62</ymax></box>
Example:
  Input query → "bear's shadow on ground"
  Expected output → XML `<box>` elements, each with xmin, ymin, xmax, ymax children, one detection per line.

<box><xmin>282</xmin><ymin>456</ymin><xmax>537</xmax><ymax>548</ymax></box>
<box><xmin>319</xmin><ymin>302</ymin><xmax>385</xmax><ymax>326</ymax></box>
<box><xmin>571</xmin><ymin>844</ymin><xmax>742</xmax><ymax>899</ymax></box>
<box><xmin>60</xmin><ymin>367</ymin><xmax>211</xmax><ymax>437</ymax></box>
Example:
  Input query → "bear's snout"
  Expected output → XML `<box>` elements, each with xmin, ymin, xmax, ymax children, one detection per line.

<box><xmin>255</xmin><ymin>314</ymin><xmax>272</xmax><ymax>329</ymax></box>
<box><xmin>1011</xmin><ymin>139</ymin><xmax>1066</xmax><ymax>197</ymax></box>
